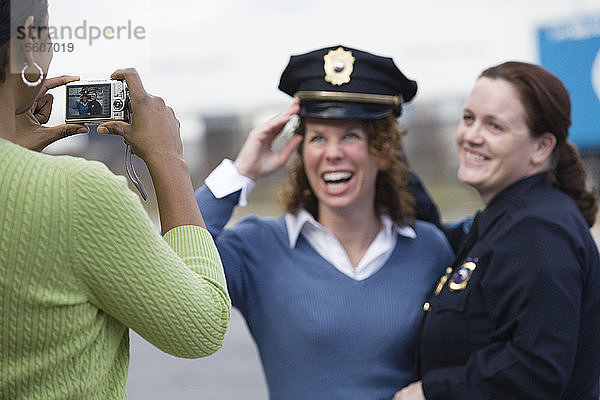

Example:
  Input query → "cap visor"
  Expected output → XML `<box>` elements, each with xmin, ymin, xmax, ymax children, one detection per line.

<box><xmin>300</xmin><ymin>101</ymin><xmax>399</xmax><ymax>120</ymax></box>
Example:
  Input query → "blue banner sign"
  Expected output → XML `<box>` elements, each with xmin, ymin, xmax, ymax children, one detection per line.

<box><xmin>538</xmin><ymin>15</ymin><xmax>600</xmax><ymax>151</ymax></box>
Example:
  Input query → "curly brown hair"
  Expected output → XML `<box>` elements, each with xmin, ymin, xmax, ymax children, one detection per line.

<box><xmin>279</xmin><ymin>115</ymin><xmax>416</xmax><ymax>227</ymax></box>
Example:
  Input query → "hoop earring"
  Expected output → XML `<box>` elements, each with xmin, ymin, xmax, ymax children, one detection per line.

<box><xmin>21</xmin><ymin>62</ymin><xmax>44</xmax><ymax>87</ymax></box>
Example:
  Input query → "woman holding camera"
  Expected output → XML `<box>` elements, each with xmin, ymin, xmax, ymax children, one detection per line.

<box><xmin>394</xmin><ymin>62</ymin><xmax>600</xmax><ymax>399</ymax></box>
<box><xmin>0</xmin><ymin>1</ymin><xmax>230</xmax><ymax>399</ymax></box>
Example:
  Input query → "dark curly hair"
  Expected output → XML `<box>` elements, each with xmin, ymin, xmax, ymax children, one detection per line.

<box><xmin>480</xmin><ymin>61</ymin><xmax>598</xmax><ymax>226</ymax></box>
<box><xmin>279</xmin><ymin>115</ymin><xmax>416</xmax><ymax>227</ymax></box>
<box><xmin>0</xmin><ymin>0</ymin><xmax>49</xmax><ymax>83</ymax></box>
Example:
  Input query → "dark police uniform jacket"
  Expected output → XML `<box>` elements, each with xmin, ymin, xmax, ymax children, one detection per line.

<box><xmin>419</xmin><ymin>173</ymin><xmax>600</xmax><ymax>399</ymax></box>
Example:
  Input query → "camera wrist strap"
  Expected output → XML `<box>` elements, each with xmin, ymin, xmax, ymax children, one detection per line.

<box><xmin>125</xmin><ymin>143</ymin><xmax>148</xmax><ymax>201</ymax></box>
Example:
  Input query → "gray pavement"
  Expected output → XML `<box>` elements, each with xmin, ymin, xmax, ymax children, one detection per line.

<box><xmin>126</xmin><ymin>309</ymin><xmax>268</xmax><ymax>399</ymax></box>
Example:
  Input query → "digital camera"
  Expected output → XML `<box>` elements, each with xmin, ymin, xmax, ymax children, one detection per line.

<box><xmin>65</xmin><ymin>80</ymin><xmax>130</xmax><ymax>124</ymax></box>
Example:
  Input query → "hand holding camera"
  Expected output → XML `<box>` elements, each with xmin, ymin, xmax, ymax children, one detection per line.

<box><xmin>64</xmin><ymin>73</ymin><xmax>152</xmax><ymax>200</ymax></box>
<box><xmin>15</xmin><ymin>75</ymin><xmax>89</xmax><ymax>152</ymax></box>
<box><xmin>65</xmin><ymin>69</ymin><xmax>184</xmax><ymax>201</ymax></box>
<box><xmin>96</xmin><ymin>68</ymin><xmax>183</xmax><ymax>167</ymax></box>
<box><xmin>97</xmin><ymin>68</ymin><xmax>203</xmax><ymax>232</ymax></box>
<box><xmin>59</xmin><ymin>68</ymin><xmax>200</xmax><ymax>230</ymax></box>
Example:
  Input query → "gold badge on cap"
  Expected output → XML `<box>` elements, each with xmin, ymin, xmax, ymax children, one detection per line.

<box><xmin>448</xmin><ymin>261</ymin><xmax>477</xmax><ymax>291</ymax></box>
<box><xmin>323</xmin><ymin>47</ymin><xmax>355</xmax><ymax>86</ymax></box>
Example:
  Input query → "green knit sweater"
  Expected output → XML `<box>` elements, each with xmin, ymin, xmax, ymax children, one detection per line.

<box><xmin>0</xmin><ymin>139</ymin><xmax>231</xmax><ymax>400</ymax></box>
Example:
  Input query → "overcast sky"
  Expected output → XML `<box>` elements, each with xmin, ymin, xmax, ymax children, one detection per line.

<box><xmin>44</xmin><ymin>0</ymin><xmax>600</xmax><ymax>119</ymax></box>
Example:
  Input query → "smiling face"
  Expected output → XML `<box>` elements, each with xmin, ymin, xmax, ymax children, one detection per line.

<box><xmin>456</xmin><ymin>77</ymin><xmax>553</xmax><ymax>204</ymax></box>
<box><xmin>302</xmin><ymin>118</ymin><xmax>381</xmax><ymax>217</ymax></box>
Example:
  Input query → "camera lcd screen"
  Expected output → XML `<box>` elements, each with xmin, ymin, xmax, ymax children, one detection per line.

<box><xmin>66</xmin><ymin>84</ymin><xmax>111</xmax><ymax>119</ymax></box>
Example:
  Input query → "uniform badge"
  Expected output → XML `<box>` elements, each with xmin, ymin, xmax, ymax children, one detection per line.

<box><xmin>448</xmin><ymin>261</ymin><xmax>477</xmax><ymax>291</ymax></box>
<box><xmin>323</xmin><ymin>47</ymin><xmax>355</xmax><ymax>86</ymax></box>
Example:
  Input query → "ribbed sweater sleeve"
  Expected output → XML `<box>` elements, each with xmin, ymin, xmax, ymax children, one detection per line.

<box><xmin>68</xmin><ymin>160</ymin><xmax>230</xmax><ymax>358</ymax></box>
<box><xmin>1</xmin><ymin>139</ymin><xmax>230</xmax><ymax>400</ymax></box>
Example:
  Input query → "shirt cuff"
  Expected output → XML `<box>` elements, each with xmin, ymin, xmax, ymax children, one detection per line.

<box><xmin>204</xmin><ymin>159</ymin><xmax>255</xmax><ymax>206</ymax></box>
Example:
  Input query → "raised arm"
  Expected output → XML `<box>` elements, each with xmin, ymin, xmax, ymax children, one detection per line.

<box><xmin>75</xmin><ymin>67</ymin><xmax>232</xmax><ymax>357</ymax></box>
<box><xmin>233</xmin><ymin>98</ymin><xmax>302</xmax><ymax>180</ymax></box>
<box><xmin>196</xmin><ymin>99</ymin><xmax>301</xmax><ymax>236</ymax></box>
<box><xmin>98</xmin><ymin>68</ymin><xmax>204</xmax><ymax>234</ymax></box>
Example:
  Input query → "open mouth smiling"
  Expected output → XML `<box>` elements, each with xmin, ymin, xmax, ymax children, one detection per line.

<box><xmin>465</xmin><ymin>149</ymin><xmax>488</xmax><ymax>161</ymax></box>
<box><xmin>322</xmin><ymin>171</ymin><xmax>353</xmax><ymax>189</ymax></box>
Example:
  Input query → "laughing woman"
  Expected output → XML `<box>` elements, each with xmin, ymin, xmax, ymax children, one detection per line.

<box><xmin>195</xmin><ymin>45</ymin><xmax>454</xmax><ymax>400</ymax></box>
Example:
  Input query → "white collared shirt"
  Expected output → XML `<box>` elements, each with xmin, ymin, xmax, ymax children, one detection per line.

<box><xmin>205</xmin><ymin>159</ymin><xmax>417</xmax><ymax>281</ymax></box>
<box><xmin>285</xmin><ymin>210</ymin><xmax>415</xmax><ymax>281</ymax></box>
<box><xmin>205</xmin><ymin>159</ymin><xmax>255</xmax><ymax>206</ymax></box>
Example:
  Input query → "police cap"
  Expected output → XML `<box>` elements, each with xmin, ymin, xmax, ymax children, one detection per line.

<box><xmin>278</xmin><ymin>45</ymin><xmax>417</xmax><ymax>119</ymax></box>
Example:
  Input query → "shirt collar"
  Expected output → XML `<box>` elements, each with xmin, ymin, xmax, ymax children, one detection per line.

<box><xmin>284</xmin><ymin>209</ymin><xmax>416</xmax><ymax>248</ymax></box>
<box><xmin>478</xmin><ymin>172</ymin><xmax>550</xmax><ymax>238</ymax></box>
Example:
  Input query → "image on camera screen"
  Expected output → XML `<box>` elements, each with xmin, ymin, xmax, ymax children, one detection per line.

<box><xmin>66</xmin><ymin>84</ymin><xmax>111</xmax><ymax>119</ymax></box>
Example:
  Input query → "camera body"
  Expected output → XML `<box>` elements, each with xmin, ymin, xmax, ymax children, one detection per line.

<box><xmin>65</xmin><ymin>80</ymin><xmax>130</xmax><ymax>124</ymax></box>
